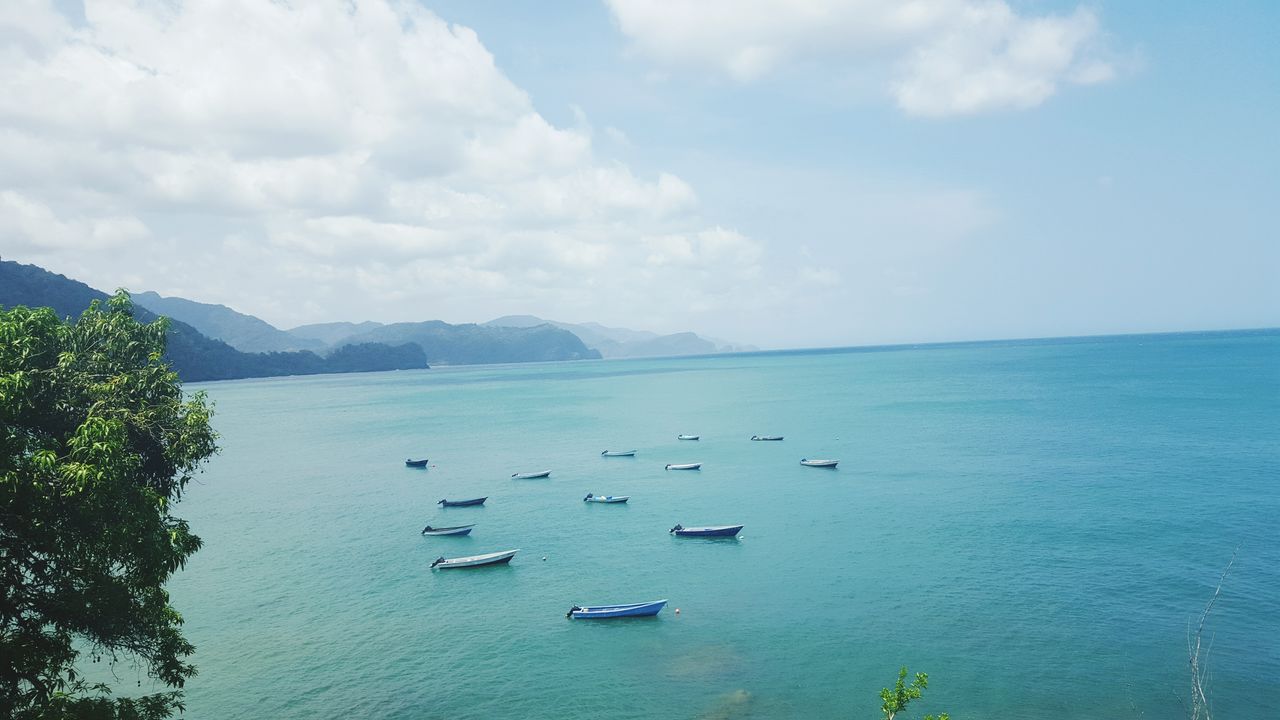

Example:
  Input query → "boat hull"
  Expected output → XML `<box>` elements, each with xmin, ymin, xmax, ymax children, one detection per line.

<box><xmin>677</xmin><ymin>435</ymin><xmax>699</xmax><ymax>441</ymax></box>
<box><xmin>432</xmin><ymin>549</ymin><xmax>518</xmax><ymax>569</ymax></box>
<box><xmin>751</xmin><ymin>435</ymin><xmax>784</xmax><ymax>441</ymax></box>
<box><xmin>421</xmin><ymin>525</ymin><xmax>474</xmax><ymax>536</ymax></box>
<box><xmin>665</xmin><ymin>463</ymin><xmax>701</xmax><ymax>470</ymax></box>
<box><xmin>438</xmin><ymin>497</ymin><xmax>487</xmax><ymax>507</ymax></box>
<box><xmin>405</xmin><ymin>459</ymin><xmax>429</xmax><ymax>467</ymax></box>
<box><xmin>601</xmin><ymin>450</ymin><xmax>637</xmax><ymax>457</ymax></box>
<box><xmin>512</xmin><ymin>470</ymin><xmax>551</xmax><ymax>479</ymax></box>
<box><xmin>672</xmin><ymin>525</ymin><xmax>743</xmax><ymax>537</ymax></box>
<box><xmin>569</xmin><ymin>599</ymin><xmax>667</xmax><ymax>619</ymax></box>
<box><xmin>800</xmin><ymin>459</ymin><xmax>839</xmax><ymax>468</ymax></box>
<box><xmin>584</xmin><ymin>495</ymin><xmax>629</xmax><ymax>503</ymax></box>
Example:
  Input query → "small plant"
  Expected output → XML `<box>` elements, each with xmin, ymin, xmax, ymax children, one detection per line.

<box><xmin>880</xmin><ymin>667</ymin><xmax>950</xmax><ymax>720</ymax></box>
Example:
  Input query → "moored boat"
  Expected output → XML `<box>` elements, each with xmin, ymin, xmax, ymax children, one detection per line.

<box><xmin>665</xmin><ymin>462</ymin><xmax>702</xmax><ymax>470</ymax></box>
<box><xmin>438</xmin><ymin>497</ymin><xmax>487</xmax><ymax>507</ymax></box>
<box><xmin>405</xmin><ymin>458</ymin><xmax>429</xmax><ymax>467</ymax></box>
<box><xmin>512</xmin><ymin>470</ymin><xmax>551</xmax><ymax>479</ymax></box>
<box><xmin>677</xmin><ymin>434</ymin><xmax>700</xmax><ymax>441</ymax></box>
<box><xmin>601</xmin><ymin>450</ymin><xmax>637</xmax><ymax>457</ymax></box>
<box><xmin>430</xmin><ymin>549</ymin><xmax>518</xmax><ymax>569</ymax></box>
<box><xmin>567</xmin><ymin>599</ymin><xmax>667</xmax><ymax>619</ymax></box>
<box><xmin>583</xmin><ymin>493</ymin><xmax>629</xmax><ymax>504</ymax></box>
<box><xmin>751</xmin><ymin>435</ymin><xmax>784</xmax><ymax>441</ymax></box>
<box><xmin>420</xmin><ymin>524</ymin><xmax>474</xmax><ymax>536</ymax></box>
<box><xmin>670</xmin><ymin>524</ymin><xmax>743</xmax><ymax>537</ymax></box>
<box><xmin>800</xmin><ymin>458</ymin><xmax>839</xmax><ymax>468</ymax></box>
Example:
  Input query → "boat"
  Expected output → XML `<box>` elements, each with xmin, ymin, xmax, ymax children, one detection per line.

<box><xmin>800</xmin><ymin>458</ymin><xmax>839</xmax><ymax>468</ymax></box>
<box><xmin>405</xmin><ymin>458</ymin><xmax>429</xmax><ymax>467</ymax></box>
<box><xmin>583</xmin><ymin>493</ymin><xmax>629</xmax><ymax>504</ymax></box>
<box><xmin>677</xmin><ymin>434</ymin><xmax>700</xmax><ymax>441</ymax></box>
<box><xmin>438</xmin><ymin>497</ymin><xmax>487</xmax><ymax>507</ymax></box>
<box><xmin>430</xmin><ymin>549</ymin><xmax>518</xmax><ymax>569</ymax></box>
<box><xmin>601</xmin><ymin>450</ymin><xmax>637</xmax><ymax>457</ymax></box>
<box><xmin>751</xmin><ymin>435</ymin><xmax>784</xmax><ymax>441</ymax></box>
<box><xmin>670</xmin><ymin>524</ymin><xmax>743</xmax><ymax>537</ymax></box>
<box><xmin>421</xmin><ymin>524</ymin><xmax>475</xmax><ymax>536</ymax></box>
<box><xmin>567</xmin><ymin>599</ymin><xmax>667</xmax><ymax>619</ymax></box>
<box><xmin>512</xmin><ymin>470</ymin><xmax>551</xmax><ymax>479</ymax></box>
<box><xmin>665</xmin><ymin>463</ymin><xmax>701</xmax><ymax>470</ymax></box>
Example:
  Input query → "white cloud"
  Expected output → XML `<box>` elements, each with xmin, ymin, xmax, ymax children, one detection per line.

<box><xmin>606</xmin><ymin>0</ymin><xmax>1117</xmax><ymax>116</ymax></box>
<box><xmin>0</xmin><ymin>0</ymin><xmax>765</xmax><ymax>332</ymax></box>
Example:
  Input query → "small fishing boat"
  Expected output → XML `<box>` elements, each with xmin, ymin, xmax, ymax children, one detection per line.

<box><xmin>670</xmin><ymin>524</ymin><xmax>743</xmax><ymax>537</ymax></box>
<box><xmin>751</xmin><ymin>435</ymin><xmax>784</xmax><ymax>441</ymax></box>
<box><xmin>512</xmin><ymin>470</ymin><xmax>551</xmax><ymax>479</ymax></box>
<box><xmin>583</xmin><ymin>493</ymin><xmax>629</xmax><ymax>504</ymax></box>
<box><xmin>421</xmin><ymin>524</ymin><xmax>474</xmax><ymax>536</ymax></box>
<box><xmin>438</xmin><ymin>497</ymin><xmax>487</xmax><ymax>507</ymax></box>
<box><xmin>677</xmin><ymin>434</ymin><xmax>700</xmax><ymax>441</ymax></box>
<box><xmin>665</xmin><ymin>463</ymin><xmax>702</xmax><ymax>470</ymax></box>
<box><xmin>601</xmin><ymin>450</ymin><xmax>637</xmax><ymax>457</ymax></box>
<box><xmin>405</xmin><ymin>458</ymin><xmax>429</xmax><ymax>467</ymax></box>
<box><xmin>800</xmin><ymin>458</ymin><xmax>839</xmax><ymax>468</ymax></box>
<box><xmin>567</xmin><ymin>599</ymin><xmax>667</xmax><ymax>619</ymax></box>
<box><xmin>430</xmin><ymin>549</ymin><xmax>518</xmax><ymax>569</ymax></box>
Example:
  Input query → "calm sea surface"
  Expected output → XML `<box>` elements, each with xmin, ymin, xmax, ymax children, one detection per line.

<box><xmin>156</xmin><ymin>331</ymin><xmax>1278</xmax><ymax>719</ymax></box>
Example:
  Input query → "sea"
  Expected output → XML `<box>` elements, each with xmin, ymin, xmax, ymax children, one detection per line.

<box><xmin>150</xmin><ymin>330</ymin><xmax>1278</xmax><ymax>719</ymax></box>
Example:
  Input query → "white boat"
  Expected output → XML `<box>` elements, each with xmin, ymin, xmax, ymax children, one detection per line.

<box><xmin>430</xmin><ymin>549</ymin><xmax>519</xmax><ymax>569</ymax></box>
<box><xmin>677</xmin><ymin>434</ymin><xmax>700</xmax><ymax>441</ymax></box>
<box><xmin>601</xmin><ymin>450</ymin><xmax>637</xmax><ymax>457</ymax></box>
<box><xmin>512</xmin><ymin>470</ymin><xmax>551</xmax><ymax>479</ymax></box>
<box><xmin>751</xmin><ymin>435</ymin><xmax>784</xmax><ymax>441</ymax></box>
<box><xmin>583</xmin><ymin>493</ymin><xmax>629</xmax><ymax>503</ymax></box>
<box><xmin>665</xmin><ymin>462</ymin><xmax>702</xmax><ymax>470</ymax></box>
<box><xmin>420</xmin><ymin>524</ymin><xmax>475</xmax><ymax>536</ymax></box>
<box><xmin>800</xmin><ymin>458</ymin><xmax>839</xmax><ymax>468</ymax></box>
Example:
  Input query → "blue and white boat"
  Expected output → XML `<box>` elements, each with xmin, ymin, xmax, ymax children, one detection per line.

<box><xmin>438</xmin><ymin>497</ymin><xmax>487</xmax><ymax>507</ymax></box>
<box><xmin>800</xmin><ymin>458</ymin><xmax>839</xmax><ymax>468</ymax></box>
<box><xmin>665</xmin><ymin>462</ymin><xmax>701</xmax><ymax>470</ymax></box>
<box><xmin>512</xmin><ymin>470</ymin><xmax>551</xmax><ymax>479</ymax></box>
<box><xmin>670</xmin><ymin>524</ymin><xmax>743</xmax><ymax>537</ymax></box>
<box><xmin>583</xmin><ymin>493</ymin><xmax>629</xmax><ymax>504</ymax></box>
<box><xmin>430</xmin><ymin>549</ymin><xmax>518</xmax><ymax>569</ymax></box>
<box><xmin>567</xmin><ymin>599</ymin><xmax>667</xmax><ymax>619</ymax></box>
<box><xmin>405</xmin><ymin>458</ymin><xmax>429</xmax><ymax>468</ymax></box>
<box><xmin>421</xmin><ymin>524</ymin><xmax>474</xmax><ymax>536</ymax></box>
<box><xmin>601</xmin><ymin>450</ymin><xmax>637</xmax><ymax>457</ymax></box>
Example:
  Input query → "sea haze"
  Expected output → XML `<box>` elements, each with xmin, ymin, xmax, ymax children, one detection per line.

<box><xmin>154</xmin><ymin>330</ymin><xmax>1278</xmax><ymax>719</ymax></box>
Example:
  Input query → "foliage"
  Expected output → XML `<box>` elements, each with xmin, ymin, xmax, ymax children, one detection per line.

<box><xmin>879</xmin><ymin>667</ymin><xmax>950</xmax><ymax>720</ymax></box>
<box><xmin>0</xmin><ymin>292</ymin><xmax>219</xmax><ymax>719</ymax></box>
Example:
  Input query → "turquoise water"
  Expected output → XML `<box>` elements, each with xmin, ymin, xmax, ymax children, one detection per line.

<box><xmin>159</xmin><ymin>331</ymin><xmax>1277</xmax><ymax>718</ymax></box>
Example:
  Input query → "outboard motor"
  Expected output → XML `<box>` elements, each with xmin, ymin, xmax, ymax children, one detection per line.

<box><xmin>430</xmin><ymin>557</ymin><xmax>445</xmax><ymax>568</ymax></box>
<box><xmin>566</xmin><ymin>605</ymin><xmax>582</xmax><ymax>618</ymax></box>
<box><xmin>670</xmin><ymin>524</ymin><xmax>683</xmax><ymax>534</ymax></box>
<box><xmin>583</xmin><ymin>494</ymin><xmax>592</xmax><ymax>501</ymax></box>
<box><xmin>437</xmin><ymin>499</ymin><xmax>445</xmax><ymax>505</ymax></box>
<box><xmin>421</xmin><ymin>526</ymin><xmax>432</xmax><ymax>535</ymax></box>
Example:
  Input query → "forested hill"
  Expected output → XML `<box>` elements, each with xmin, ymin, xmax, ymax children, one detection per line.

<box><xmin>0</xmin><ymin>260</ymin><xmax>427</xmax><ymax>382</ymax></box>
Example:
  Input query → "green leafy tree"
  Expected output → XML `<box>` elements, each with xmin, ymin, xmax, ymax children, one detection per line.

<box><xmin>880</xmin><ymin>667</ymin><xmax>950</xmax><ymax>720</ymax></box>
<box><xmin>1</xmin><ymin>292</ymin><xmax>218</xmax><ymax>719</ymax></box>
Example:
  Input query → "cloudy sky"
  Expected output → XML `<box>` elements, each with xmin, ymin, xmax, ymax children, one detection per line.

<box><xmin>2</xmin><ymin>0</ymin><xmax>1276</xmax><ymax>348</ymax></box>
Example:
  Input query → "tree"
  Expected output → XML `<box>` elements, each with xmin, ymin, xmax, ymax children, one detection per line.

<box><xmin>879</xmin><ymin>667</ymin><xmax>950</xmax><ymax>720</ymax></box>
<box><xmin>1</xmin><ymin>292</ymin><xmax>218</xmax><ymax>719</ymax></box>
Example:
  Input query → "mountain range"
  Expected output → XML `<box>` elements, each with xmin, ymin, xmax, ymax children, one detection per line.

<box><xmin>2</xmin><ymin>260</ymin><xmax>751</xmax><ymax>382</ymax></box>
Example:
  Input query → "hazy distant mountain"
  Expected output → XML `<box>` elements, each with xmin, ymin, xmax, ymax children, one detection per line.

<box><xmin>342</xmin><ymin>321</ymin><xmax>600</xmax><ymax>365</ymax></box>
<box><xmin>286</xmin><ymin>321</ymin><xmax>385</xmax><ymax>347</ymax></box>
<box><xmin>484</xmin><ymin>315</ymin><xmax>754</xmax><ymax>358</ymax></box>
<box><xmin>0</xmin><ymin>261</ymin><xmax>427</xmax><ymax>381</ymax></box>
<box><xmin>133</xmin><ymin>291</ymin><xmax>327</xmax><ymax>353</ymax></box>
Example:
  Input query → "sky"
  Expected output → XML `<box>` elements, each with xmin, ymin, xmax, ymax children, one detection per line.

<box><xmin>1</xmin><ymin>0</ymin><xmax>1276</xmax><ymax>349</ymax></box>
